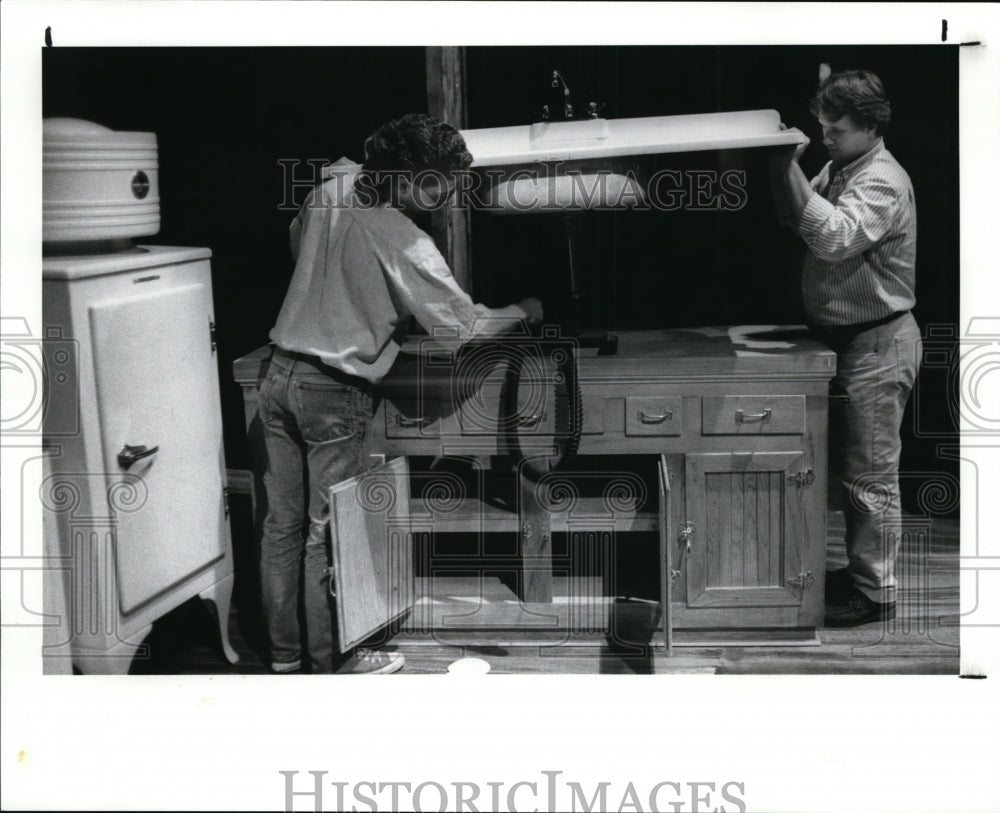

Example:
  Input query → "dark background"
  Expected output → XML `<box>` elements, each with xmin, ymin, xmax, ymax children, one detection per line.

<box><xmin>42</xmin><ymin>45</ymin><xmax>959</xmax><ymax>511</ymax></box>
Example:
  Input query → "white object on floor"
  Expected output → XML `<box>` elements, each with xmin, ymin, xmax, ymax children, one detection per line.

<box><xmin>447</xmin><ymin>657</ymin><xmax>492</xmax><ymax>675</ymax></box>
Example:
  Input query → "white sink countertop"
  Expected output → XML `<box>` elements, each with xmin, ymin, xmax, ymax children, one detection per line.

<box><xmin>461</xmin><ymin>109</ymin><xmax>806</xmax><ymax>167</ymax></box>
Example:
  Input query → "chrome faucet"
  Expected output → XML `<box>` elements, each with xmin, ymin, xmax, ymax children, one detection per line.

<box><xmin>539</xmin><ymin>69</ymin><xmax>603</xmax><ymax>122</ymax></box>
<box><xmin>551</xmin><ymin>69</ymin><xmax>574</xmax><ymax>119</ymax></box>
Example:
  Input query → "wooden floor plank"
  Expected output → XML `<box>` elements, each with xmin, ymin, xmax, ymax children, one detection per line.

<box><xmin>129</xmin><ymin>512</ymin><xmax>960</xmax><ymax>676</ymax></box>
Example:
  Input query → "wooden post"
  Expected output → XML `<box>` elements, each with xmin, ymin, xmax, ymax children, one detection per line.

<box><xmin>426</xmin><ymin>46</ymin><xmax>472</xmax><ymax>296</ymax></box>
<box><xmin>519</xmin><ymin>469</ymin><xmax>554</xmax><ymax>604</ymax></box>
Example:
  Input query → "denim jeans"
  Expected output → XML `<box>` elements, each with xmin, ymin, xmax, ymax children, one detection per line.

<box><xmin>257</xmin><ymin>349</ymin><xmax>373</xmax><ymax>672</ymax></box>
<box><xmin>821</xmin><ymin>312</ymin><xmax>922</xmax><ymax>603</ymax></box>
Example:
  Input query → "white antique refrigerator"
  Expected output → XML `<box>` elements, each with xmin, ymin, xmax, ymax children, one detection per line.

<box><xmin>42</xmin><ymin>118</ymin><xmax>237</xmax><ymax>674</ymax></box>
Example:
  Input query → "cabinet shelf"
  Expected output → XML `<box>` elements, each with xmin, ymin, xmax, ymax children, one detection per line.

<box><xmin>409</xmin><ymin>496</ymin><xmax>658</xmax><ymax>533</ymax></box>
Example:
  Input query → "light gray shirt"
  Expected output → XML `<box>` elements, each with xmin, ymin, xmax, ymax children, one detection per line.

<box><xmin>270</xmin><ymin>159</ymin><xmax>492</xmax><ymax>383</ymax></box>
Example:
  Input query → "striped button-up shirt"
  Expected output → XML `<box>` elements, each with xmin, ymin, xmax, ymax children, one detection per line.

<box><xmin>797</xmin><ymin>139</ymin><xmax>917</xmax><ymax>327</ymax></box>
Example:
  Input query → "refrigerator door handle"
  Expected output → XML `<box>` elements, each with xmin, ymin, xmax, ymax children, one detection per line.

<box><xmin>117</xmin><ymin>443</ymin><xmax>159</xmax><ymax>470</ymax></box>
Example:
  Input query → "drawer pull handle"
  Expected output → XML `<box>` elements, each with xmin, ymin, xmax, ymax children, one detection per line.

<box><xmin>639</xmin><ymin>409</ymin><xmax>673</xmax><ymax>424</ymax></box>
<box><xmin>517</xmin><ymin>411</ymin><xmax>546</xmax><ymax>428</ymax></box>
<box><xmin>394</xmin><ymin>414</ymin><xmax>429</xmax><ymax>428</ymax></box>
<box><xmin>735</xmin><ymin>408</ymin><xmax>771</xmax><ymax>423</ymax></box>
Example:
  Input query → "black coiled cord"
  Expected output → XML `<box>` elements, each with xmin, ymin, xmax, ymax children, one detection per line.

<box><xmin>500</xmin><ymin>335</ymin><xmax>582</xmax><ymax>482</ymax></box>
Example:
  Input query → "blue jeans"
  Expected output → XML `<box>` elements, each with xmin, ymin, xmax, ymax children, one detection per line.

<box><xmin>821</xmin><ymin>312</ymin><xmax>922</xmax><ymax>603</ymax></box>
<box><xmin>257</xmin><ymin>349</ymin><xmax>374</xmax><ymax>672</ymax></box>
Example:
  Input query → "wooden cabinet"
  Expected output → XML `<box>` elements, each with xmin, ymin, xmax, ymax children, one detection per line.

<box><xmin>233</xmin><ymin>324</ymin><xmax>834</xmax><ymax>647</ymax></box>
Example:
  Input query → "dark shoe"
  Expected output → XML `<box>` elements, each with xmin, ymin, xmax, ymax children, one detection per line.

<box><xmin>334</xmin><ymin>648</ymin><xmax>405</xmax><ymax>675</ymax></box>
<box><xmin>824</xmin><ymin>567</ymin><xmax>854</xmax><ymax>604</ymax></box>
<box><xmin>824</xmin><ymin>588</ymin><xmax>896</xmax><ymax>628</ymax></box>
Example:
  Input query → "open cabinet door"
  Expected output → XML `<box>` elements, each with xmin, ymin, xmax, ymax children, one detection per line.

<box><xmin>329</xmin><ymin>457</ymin><xmax>413</xmax><ymax>653</ymax></box>
<box><xmin>658</xmin><ymin>455</ymin><xmax>673</xmax><ymax>653</ymax></box>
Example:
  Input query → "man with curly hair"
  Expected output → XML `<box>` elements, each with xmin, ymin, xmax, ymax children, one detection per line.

<box><xmin>770</xmin><ymin>70</ymin><xmax>921</xmax><ymax>627</ymax></box>
<box><xmin>259</xmin><ymin>114</ymin><xmax>543</xmax><ymax>673</ymax></box>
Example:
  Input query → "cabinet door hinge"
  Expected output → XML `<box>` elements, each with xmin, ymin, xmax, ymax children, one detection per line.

<box><xmin>786</xmin><ymin>571</ymin><xmax>815</xmax><ymax>589</ymax></box>
<box><xmin>209</xmin><ymin>320</ymin><xmax>218</xmax><ymax>353</ymax></box>
<box><xmin>787</xmin><ymin>469</ymin><xmax>815</xmax><ymax>488</ymax></box>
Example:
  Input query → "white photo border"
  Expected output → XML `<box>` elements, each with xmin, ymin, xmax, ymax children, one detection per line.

<box><xmin>2</xmin><ymin>3</ymin><xmax>998</xmax><ymax>812</ymax></box>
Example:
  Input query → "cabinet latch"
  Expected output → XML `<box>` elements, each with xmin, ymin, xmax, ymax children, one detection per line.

<box><xmin>670</xmin><ymin>523</ymin><xmax>695</xmax><ymax>584</ymax></box>
<box><xmin>786</xmin><ymin>571</ymin><xmax>815</xmax><ymax>589</ymax></box>
<box><xmin>209</xmin><ymin>320</ymin><xmax>218</xmax><ymax>353</ymax></box>
<box><xmin>679</xmin><ymin>521</ymin><xmax>694</xmax><ymax>553</ymax></box>
<box><xmin>787</xmin><ymin>469</ymin><xmax>815</xmax><ymax>488</ymax></box>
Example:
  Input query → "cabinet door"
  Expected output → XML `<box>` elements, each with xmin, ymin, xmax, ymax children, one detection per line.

<box><xmin>329</xmin><ymin>456</ymin><xmax>414</xmax><ymax>652</ymax></box>
<box><xmin>90</xmin><ymin>280</ymin><xmax>225</xmax><ymax>614</ymax></box>
<box><xmin>684</xmin><ymin>452</ymin><xmax>809</xmax><ymax>609</ymax></box>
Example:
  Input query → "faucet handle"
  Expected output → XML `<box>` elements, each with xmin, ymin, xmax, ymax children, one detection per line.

<box><xmin>551</xmin><ymin>68</ymin><xmax>573</xmax><ymax>119</ymax></box>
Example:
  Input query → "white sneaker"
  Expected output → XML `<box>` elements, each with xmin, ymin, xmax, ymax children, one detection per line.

<box><xmin>335</xmin><ymin>648</ymin><xmax>405</xmax><ymax>675</ymax></box>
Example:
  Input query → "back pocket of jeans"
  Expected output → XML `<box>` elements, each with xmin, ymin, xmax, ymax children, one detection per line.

<box><xmin>894</xmin><ymin>334</ymin><xmax>921</xmax><ymax>392</ymax></box>
<box><xmin>293</xmin><ymin>382</ymin><xmax>357</xmax><ymax>443</ymax></box>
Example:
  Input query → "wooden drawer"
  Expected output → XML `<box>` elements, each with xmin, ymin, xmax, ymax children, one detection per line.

<box><xmin>455</xmin><ymin>382</ymin><xmax>560</xmax><ymax>436</ymax></box>
<box><xmin>457</xmin><ymin>383</ymin><xmax>502</xmax><ymax>435</ymax></box>
<box><xmin>625</xmin><ymin>396</ymin><xmax>683</xmax><ymax>436</ymax></box>
<box><xmin>385</xmin><ymin>398</ymin><xmax>441</xmax><ymax>438</ymax></box>
<box><xmin>701</xmin><ymin>395</ymin><xmax>805</xmax><ymax>435</ymax></box>
<box><xmin>462</xmin><ymin>379</ymin><xmax>604</xmax><ymax>438</ymax></box>
<box><xmin>503</xmin><ymin>393</ymin><xmax>595</xmax><ymax>437</ymax></box>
